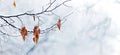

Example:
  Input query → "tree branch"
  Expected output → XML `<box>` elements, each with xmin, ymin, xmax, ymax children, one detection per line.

<box><xmin>0</xmin><ymin>0</ymin><xmax>72</xmax><ymax>37</ymax></box>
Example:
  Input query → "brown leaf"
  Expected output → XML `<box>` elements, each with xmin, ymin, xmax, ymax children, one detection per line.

<box><xmin>33</xmin><ymin>26</ymin><xmax>40</xmax><ymax>44</ymax></box>
<box><xmin>33</xmin><ymin>37</ymin><xmax>36</xmax><ymax>44</ymax></box>
<box><xmin>57</xmin><ymin>19</ymin><xmax>61</xmax><ymax>30</ymax></box>
<box><xmin>20</xmin><ymin>26</ymin><xmax>28</xmax><ymax>41</ymax></box>
<box><xmin>33</xmin><ymin>37</ymin><xmax>39</xmax><ymax>44</ymax></box>
<box><xmin>13</xmin><ymin>0</ymin><xmax>16</xmax><ymax>8</ymax></box>
<box><xmin>33</xmin><ymin>16</ymin><xmax>35</xmax><ymax>21</ymax></box>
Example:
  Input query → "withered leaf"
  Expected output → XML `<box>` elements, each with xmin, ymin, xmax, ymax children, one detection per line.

<box><xmin>57</xmin><ymin>19</ymin><xmax>61</xmax><ymax>30</ymax></box>
<box><xmin>33</xmin><ymin>26</ymin><xmax>40</xmax><ymax>44</ymax></box>
<box><xmin>33</xmin><ymin>37</ymin><xmax>39</xmax><ymax>44</ymax></box>
<box><xmin>33</xmin><ymin>16</ymin><xmax>35</xmax><ymax>21</ymax></box>
<box><xmin>13</xmin><ymin>0</ymin><xmax>16</xmax><ymax>8</ymax></box>
<box><xmin>20</xmin><ymin>26</ymin><xmax>28</xmax><ymax>41</ymax></box>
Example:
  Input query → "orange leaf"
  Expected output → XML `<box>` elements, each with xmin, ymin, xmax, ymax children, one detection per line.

<box><xmin>20</xmin><ymin>26</ymin><xmax>28</xmax><ymax>41</ymax></box>
<box><xmin>57</xmin><ymin>19</ymin><xmax>61</xmax><ymax>30</ymax></box>
<box><xmin>33</xmin><ymin>37</ymin><xmax>39</xmax><ymax>44</ymax></box>
<box><xmin>13</xmin><ymin>0</ymin><xmax>16</xmax><ymax>7</ymax></box>
<box><xmin>33</xmin><ymin>37</ymin><xmax>36</xmax><ymax>44</ymax></box>
<box><xmin>33</xmin><ymin>26</ymin><xmax>40</xmax><ymax>44</ymax></box>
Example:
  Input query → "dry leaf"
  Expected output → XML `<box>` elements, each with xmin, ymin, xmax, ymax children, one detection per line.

<box><xmin>13</xmin><ymin>0</ymin><xmax>16</xmax><ymax>7</ymax></box>
<box><xmin>33</xmin><ymin>16</ymin><xmax>35</xmax><ymax>21</ymax></box>
<box><xmin>33</xmin><ymin>37</ymin><xmax>36</xmax><ymax>44</ymax></box>
<box><xmin>57</xmin><ymin>19</ymin><xmax>61</xmax><ymax>30</ymax></box>
<box><xmin>33</xmin><ymin>26</ymin><xmax>40</xmax><ymax>44</ymax></box>
<box><xmin>20</xmin><ymin>26</ymin><xmax>28</xmax><ymax>41</ymax></box>
<box><xmin>33</xmin><ymin>37</ymin><xmax>39</xmax><ymax>44</ymax></box>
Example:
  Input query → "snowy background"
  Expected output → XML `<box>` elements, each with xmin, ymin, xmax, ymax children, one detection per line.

<box><xmin>0</xmin><ymin>0</ymin><xmax>120</xmax><ymax>55</ymax></box>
